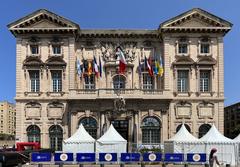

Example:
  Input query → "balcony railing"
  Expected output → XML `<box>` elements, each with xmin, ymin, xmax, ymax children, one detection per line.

<box><xmin>71</xmin><ymin>88</ymin><xmax>164</xmax><ymax>98</ymax></box>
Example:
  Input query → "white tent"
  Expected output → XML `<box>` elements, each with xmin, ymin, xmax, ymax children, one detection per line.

<box><xmin>164</xmin><ymin>124</ymin><xmax>199</xmax><ymax>153</ymax></box>
<box><xmin>96</xmin><ymin>124</ymin><xmax>127</xmax><ymax>154</ymax></box>
<box><xmin>62</xmin><ymin>124</ymin><xmax>95</xmax><ymax>153</ymax></box>
<box><xmin>234</xmin><ymin>133</ymin><xmax>240</xmax><ymax>142</ymax></box>
<box><xmin>190</xmin><ymin>124</ymin><xmax>237</xmax><ymax>166</ymax></box>
<box><xmin>233</xmin><ymin>133</ymin><xmax>240</xmax><ymax>165</ymax></box>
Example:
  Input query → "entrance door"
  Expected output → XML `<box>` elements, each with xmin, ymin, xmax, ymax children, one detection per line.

<box><xmin>111</xmin><ymin>120</ymin><xmax>128</xmax><ymax>141</ymax></box>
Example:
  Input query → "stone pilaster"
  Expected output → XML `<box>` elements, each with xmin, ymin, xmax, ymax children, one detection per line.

<box><xmin>163</xmin><ymin>37</ymin><xmax>170</xmax><ymax>90</ymax></box>
<box><xmin>218</xmin><ymin>37</ymin><xmax>224</xmax><ymax>97</ymax></box>
<box><xmin>16</xmin><ymin>38</ymin><xmax>22</xmax><ymax>96</ymax></box>
<box><xmin>68</xmin><ymin>37</ymin><xmax>75</xmax><ymax>90</ymax></box>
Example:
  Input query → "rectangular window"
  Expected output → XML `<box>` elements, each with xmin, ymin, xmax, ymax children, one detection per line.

<box><xmin>52</xmin><ymin>45</ymin><xmax>61</xmax><ymax>55</ymax></box>
<box><xmin>52</xmin><ymin>71</ymin><xmax>62</xmax><ymax>92</ymax></box>
<box><xmin>84</xmin><ymin>75</ymin><xmax>95</xmax><ymax>89</ymax></box>
<box><xmin>142</xmin><ymin>73</ymin><xmax>154</xmax><ymax>90</ymax></box>
<box><xmin>200</xmin><ymin>43</ymin><xmax>210</xmax><ymax>54</ymax></box>
<box><xmin>29</xmin><ymin>70</ymin><xmax>40</xmax><ymax>92</ymax></box>
<box><xmin>30</xmin><ymin>45</ymin><xmax>39</xmax><ymax>55</ymax></box>
<box><xmin>178</xmin><ymin>43</ymin><xmax>188</xmax><ymax>54</ymax></box>
<box><xmin>177</xmin><ymin>70</ymin><xmax>189</xmax><ymax>92</ymax></box>
<box><xmin>200</xmin><ymin>70</ymin><xmax>210</xmax><ymax>92</ymax></box>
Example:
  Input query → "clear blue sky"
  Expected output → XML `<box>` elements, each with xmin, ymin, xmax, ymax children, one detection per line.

<box><xmin>0</xmin><ymin>0</ymin><xmax>238</xmax><ymax>106</ymax></box>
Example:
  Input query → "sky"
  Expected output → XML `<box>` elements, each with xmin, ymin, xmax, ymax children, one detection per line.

<box><xmin>0</xmin><ymin>0</ymin><xmax>239</xmax><ymax>106</ymax></box>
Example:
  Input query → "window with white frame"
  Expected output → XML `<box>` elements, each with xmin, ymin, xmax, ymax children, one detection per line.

<box><xmin>177</xmin><ymin>70</ymin><xmax>189</xmax><ymax>92</ymax></box>
<box><xmin>177</xmin><ymin>38</ymin><xmax>188</xmax><ymax>55</ymax></box>
<box><xmin>113</xmin><ymin>75</ymin><xmax>126</xmax><ymax>89</ymax></box>
<box><xmin>84</xmin><ymin>74</ymin><xmax>95</xmax><ymax>89</ymax></box>
<box><xmin>30</xmin><ymin>45</ymin><xmax>39</xmax><ymax>55</ymax></box>
<box><xmin>142</xmin><ymin>72</ymin><xmax>154</xmax><ymax>89</ymax></box>
<box><xmin>29</xmin><ymin>70</ymin><xmax>40</xmax><ymax>92</ymax></box>
<box><xmin>52</xmin><ymin>45</ymin><xmax>61</xmax><ymax>55</ymax></box>
<box><xmin>200</xmin><ymin>38</ymin><xmax>210</xmax><ymax>55</ymax></box>
<box><xmin>200</xmin><ymin>70</ymin><xmax>211</xmax><ymax>92</ymax></box>
<box><xmin>51</xmin><ymin>70</ymin><xmax>62</xmax><ymax>92</ymax></box>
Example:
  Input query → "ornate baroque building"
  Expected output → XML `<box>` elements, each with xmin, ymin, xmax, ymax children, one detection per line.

<box><xmin>8</xmin><ymin>8</ymin><xmax>232</xmax><ymax>150</ymax></box>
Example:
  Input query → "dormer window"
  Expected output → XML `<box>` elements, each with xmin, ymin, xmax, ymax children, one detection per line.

<box><xmin>199</xmin><ymin>38</ymin><xmax>211</xmax><ymax>55</ymax></box>
<box><xmin>176</xmin><ymin>38</ymin><xmax>189</xmax><ymax>56</ymax></box>
<box><xmin>30</xmin><ymin>45</ymin><xmax>39</xmax><ymax>55</ymax></box>
<box><xmin>52</xmin><ymin>45</ymin><xmax>61</xmax><ymax>55</ymax></box>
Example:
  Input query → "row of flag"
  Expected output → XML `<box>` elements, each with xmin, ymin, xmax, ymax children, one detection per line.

<box><xmin>76</xmin><ymin>46</ymin><xmax>164</xmax><ymax>78</ymax></box>
<box><xmin>77</xmin><ymin>56</ymin><xmax>102</xmax><ymax>78</ymax></box>
<box><xmin>139</xmin><ymin>55</ymin><xmax>164</xmax><ymax>77</ymax></box>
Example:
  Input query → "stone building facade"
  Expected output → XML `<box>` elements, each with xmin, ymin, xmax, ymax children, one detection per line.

<box><xmin>224</xmin><ymin>102</ymin><xmax>240</xmax><ymax>139</ymax></box>
<box><xmin>8</xmin><ymin>8</ymin><xmax>232</xmax><ymax>150</ymax></box>
<box><xmin>0</xmin><ymin>101</ymin><xmax>16</xmax><ymax>136</ymax></box>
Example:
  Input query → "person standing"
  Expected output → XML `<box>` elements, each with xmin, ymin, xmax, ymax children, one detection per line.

<box><xmin>209</xmin><ymin>148</ymin><xmax>220</xmax><ymax>167</ymax></box>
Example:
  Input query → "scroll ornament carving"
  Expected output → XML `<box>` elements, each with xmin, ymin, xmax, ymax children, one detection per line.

<box><xmin>100</xmin><ymin>42</ymin><xmax>137</xmax><ymax>62</ymax></box>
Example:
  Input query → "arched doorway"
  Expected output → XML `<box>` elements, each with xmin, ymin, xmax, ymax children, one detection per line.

<box><xmin>176</xmin><ymin>124</ymin><xmax>191</xmax><ymax>133</ymax></box>
<box><xmin>79</xmin><ymin>117</ymin><xmax>97</xmax><ymax>139</ymax></box>
<box><xmin>27</xmin><ymin>125</ymin><xmax>40</xmax><ymax>143</ymax></box>
<box><xmin>49</xmin><ymin>125</ymin><xmax>63</xmax><ymax>151</ymax></box>
<box><xmin>199</xmin><ymin>124</ymin><xmax>211</xmax><ymax>138</ymax></box>
<box><xmin>141</xmin><ymin>117</ymin><xmax>161</xmax><ymax>144</ymax></box>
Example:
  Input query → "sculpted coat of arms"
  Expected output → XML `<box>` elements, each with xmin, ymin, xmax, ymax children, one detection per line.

<box><xmin>100</xmin><ymin>42</ymin><xmax>137</xmax><ymax>62</ymax></box>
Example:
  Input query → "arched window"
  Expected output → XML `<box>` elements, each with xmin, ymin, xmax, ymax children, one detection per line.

<box><xmin>199</xmin><ymin>124</ymin><xmax>211</xmax><ymax>138</ymax></box>
<box><xmin>49</xmin><ymin>125</ymin><xmax>63</xmax><ymax>151</ymax></box>
<box><xmin>113</xmin><ymin>75</ymin><xmax>126</xmax><ymax>89</ymax></box>
<box><xmin>79</xmin><ymin>117</ymin><xmax>97</xmax><ymax>139</ymax></box>
<box><xmin>141</xmin><ymin>117</ymin><xmax>161</xmax><ymax>144</ymax></box>
<box><xmin>176</xmin><ymin>124</ymin><xmax>191</xmax><ymax>133</ymax></box>
<box><xmin>27</xmin><ymin>125</ymin><xmax>40</xmax><ymax>143</ymax></box>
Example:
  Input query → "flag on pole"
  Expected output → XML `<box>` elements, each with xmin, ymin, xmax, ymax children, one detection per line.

<box><xmin>116</xmin><ymin>46</ymin><xmax>127</xmax><ymax>74</ymax></box>
<box><xmin>159</xmin><ymin>55</ymin><xmax>164</xmax><ymax>77</ymax></box>
<box><xmin>154</xmin><ymin>58</ymin><xmax>159</xmax><ymax>76</ymax></box>
<box><xmin>87</xmin><ymin>60</ymin><xmax>92</xmax><ymax>76</ymax></box>
<box><xmin>93</xmin><ymin>56</ymin><xmax>99</xmax><ymax>78</ymax></box>
<box><xmin>77</xmin><ymin>60</ymin><xmax>82</xmax><ymax>78</ymax></box>
<box><xmin>99</xmin><ymin>56</ymin><xmax>102</xmax><ymax>78</ymax></box>
<box><xmin>138</xmin><ymin>56</ymin><xmax>142</xmax><ymax>76</ymax></box>
<box><xmin>145</xmin><ymin>56</ymin><xmax>153</xmax><ymax>77</ymax></box>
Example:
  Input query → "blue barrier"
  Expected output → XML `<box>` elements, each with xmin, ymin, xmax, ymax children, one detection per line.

<box><xmin>121</xmin><ymin>153</ymin><xmax>141</xmax><ymax>162</ymax></box>
<box><xmin>30</xmin><ymin>152</ymin><xmax>207</xmax><ymax>164</ymax></box>
<box><xmin>164</xmin><ymin>153</ymin><xmax>184</xmax><ymax>162</ymax></box>
<box><xmin>187</xmin><ymin>153</ymin><xmax>206</xmax><ymax>163</ymax></box>
<box><xmin>31</xmin><ymin>152</ymin><xmax>52</xmax><ymax>162</ymax></box>
<box><xmin>54</xmin><ymin>153</ymin><xmax>74</xmax><ymax>162</ymax></box>
<box><xmin>142</xmin><ymin>153</ymin><xmax>162</xmax><ymax>162</ymax></box>
<box><xmin>99</xmin><ymin>153</ymin><xmax>117</xmax><ymax>162</ymax></box>
<box><xmin>76</xmin><ymin>153</ymin><xmax>96</xmax><ymax>162</ymax></box>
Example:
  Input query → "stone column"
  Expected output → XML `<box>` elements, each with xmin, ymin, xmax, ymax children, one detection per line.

<box><xmin>163</xmin><ymin>37</ymin><xmax>170</xmax><ymax>91</ymax></box>
<box><xmin>68</xmin><ymin>37</ymin><xmax>75</xmax><ymax>90</ymax></box>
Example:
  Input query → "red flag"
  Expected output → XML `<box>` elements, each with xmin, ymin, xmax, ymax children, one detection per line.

<box><xmin>145</xmin><ymin>56</ymin><xmax>153</xmax><ymax>77</ymax></box>
<box><xmin>116</xmin><ymin>47</ymin><xmax>127</xmax><ymax>74</ymax></box>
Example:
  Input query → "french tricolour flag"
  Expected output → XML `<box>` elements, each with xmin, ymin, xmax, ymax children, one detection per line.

<box><xmin>93</xmin><ymin>56</ymin><xmax>99</xmax><ymax>77</ymax></box>
<box><xmin>116</xmin><ymin>46</ymin><xmax>127</xmax><ymax>74</ymax></box>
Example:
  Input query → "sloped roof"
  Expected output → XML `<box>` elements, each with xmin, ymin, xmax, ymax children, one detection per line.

<box><xmin>8</xmin><ymin>9</ymin><xmax>80</xmax><ymax>36</ymax></box>
<box><xmin>159</xmin><ymin>8</ymin><xmax>232</xmax><ymax>34</ymax></box>
<box><xmin>97</xmin><ymin>124</ymin><xmax>127</xmax><ymax>143</ymax></box>
<box><xmin>200</xmin><ymin>124</ymin><xmax>233</xmax><ymax>142</ymax></box>
<box><xmin>168</xmin><ymin>124</ymin><xmax>199</xmax><ymax>142</ymax></box>
<box><xmin>64</xmin><ymin>124</ymin><xmax>95</xmax><ymax>143</ymax></box>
